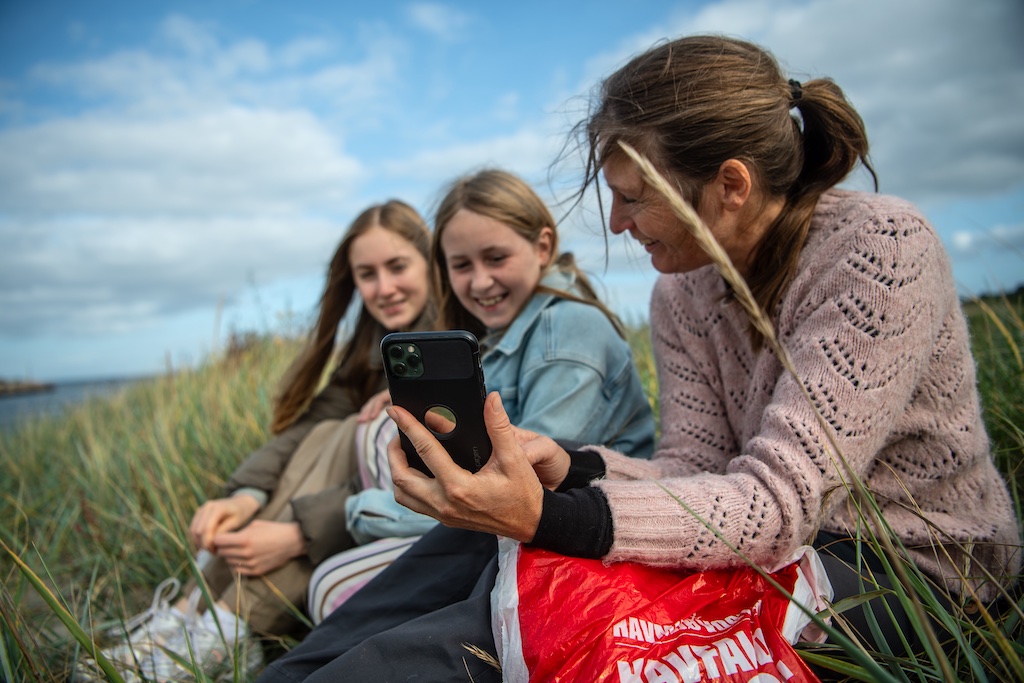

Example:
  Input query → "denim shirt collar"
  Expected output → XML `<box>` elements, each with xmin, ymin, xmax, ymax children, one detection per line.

<box><xmin>483</xmin><ymin>267</ymin><xmax>578</xmax><ymax>358</ymax></box>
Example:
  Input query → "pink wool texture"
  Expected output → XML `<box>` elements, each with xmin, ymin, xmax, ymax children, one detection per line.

<box><xmin>591</xmin><ymin>189</ymin><xmax>1021</xmax><ymax>599</ymax></box>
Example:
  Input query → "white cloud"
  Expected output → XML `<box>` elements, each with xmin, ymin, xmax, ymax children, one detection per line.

<box><xmin>0</xmin><ymin>213</ymin><xmax>343</xmax><ymax>336</ymax></box>
<box><xmin>379</xmin><ymin>128</ymin><xmax>563</xmax><ymax>186</ymax></box>
<box><xmin>159</xmin><ymin>15</ymin><xmax>220</xmax><ymax>58</ymax></box>
<box><xmin>950</xmin><ymin>223</ymin><xmax>1024</xmax><ymax>259</ymax></box>
<box><xmin>702</xmin><ymin>0</ymin><xmax>1024</xmax><ymax>202</ymax></box>
<box><xmin>29</xmin><ymin>20</ymin><xmax>400</xmax><ymax>117</ymax></box>
<box><xmin>406</xmin><ymin>3</ymin><xmax>471</xmax><ymax>42</ymax></box>
<box><xmin>279</xmin><ymin>37</ymin><xmax>334</xmax><ymax>68</ymax></box>
<box><xmin>0</xmin><ymin>108</ymin><xmax>361</xmax><ymax>215</ymax></box>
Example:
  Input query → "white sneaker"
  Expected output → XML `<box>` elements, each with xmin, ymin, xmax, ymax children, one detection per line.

<box><xmin>74</xmin><ymin>578</ymin><xmax>186</xmax><ymax>681</ymax></box>
<box><xmin>141</xmin><ymin>607</ymin><xmax>263</xmax><ymax>681</ymax></box>
<box><xmin>76</xmin><ymin>579</ymin><xmax>263</xmax><ymax>682</ymax></box>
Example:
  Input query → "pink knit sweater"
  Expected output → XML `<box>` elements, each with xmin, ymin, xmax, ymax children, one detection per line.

<box><xmin>591</xmin><ymin>189</ymin><xmax>1021</xmax><ymax>598</ymax></box>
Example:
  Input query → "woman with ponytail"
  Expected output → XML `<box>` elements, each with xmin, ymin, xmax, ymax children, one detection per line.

<box><xmin>77</xmin><ymin>200</ymin><xmax>434</xmax><ymax>681</ymax></box>
<box><xmin>563</xmin><ymin>35</ymin><xmax>1019</xmax><ymax>661</ymax></box>
<box><xmin>259</xmin><ymin>36</ymin><xmax>1020</xmax><ymax>681</ymax></box>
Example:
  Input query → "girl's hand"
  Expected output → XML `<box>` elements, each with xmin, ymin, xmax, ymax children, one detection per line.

<box><xmin>386</xmin><ymin>392</ymin><xmax>562</xmax><ymax>542</ymax></box>
<box><xmin>519</xmin><ymin>430</ymin><xmax>573</xmax><ymax>491</ymax></box>
<box><xmin>213</xmin><ymin>520</ymin><xmax>307</xmax><ymax>576</ymax></box>
<box><xmin>358</xmin><ymin>389</ymin><xmax>393</xmax><ymax>423</ymax></box>
<box><xmin>189</xmin><ymin>495</ymin><xmax>260</xmax><ymax>553</ymax></box>
<box><xmin>495</xmin><ymin>420</ymin><xmax>573</xmax><ymax>491</ymax></box>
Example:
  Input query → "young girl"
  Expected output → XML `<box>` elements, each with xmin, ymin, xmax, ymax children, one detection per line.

<box><xmin>304</xmin><ymin>168</ymin><xmax>655</xmax><ymax>623</ymax></box>
<box><xmin>77</xmin><ymin>200</ymin><xmax>435</xmax><ymax>681</ymax></box>
<box><xmin>432</xmin><ymin>168</ymin><xmax>653</xmax><ymax>454</ymax></box>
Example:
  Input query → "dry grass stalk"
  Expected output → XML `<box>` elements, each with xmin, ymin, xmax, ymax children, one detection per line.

<box><xmin>462</xmin><ymin>642</ymin><xmax>501</xmax><ymax>673</ymax></box>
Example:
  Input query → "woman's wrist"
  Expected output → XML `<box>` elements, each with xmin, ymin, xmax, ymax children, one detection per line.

<box><xmin>230</xmin><ymin>488</ymin><xmax>268</xmax><ymax>512</ymax></box>
<box><xmin>285</xmin><ymin>521</ymin><xmax>308</xmax><ymax>558</ymax></box>
<box><xmin>556</xmin><ymin>448</ymin><xmax>607</xmax><ymax>491</ymax></box>
<box><xmin>528</xmin><ymin>486</ymin><xmax>613</xmax><ymax>558</ymax></box>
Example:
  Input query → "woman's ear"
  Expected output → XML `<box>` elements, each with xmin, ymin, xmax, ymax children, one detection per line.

<box><xmin>715</xmin><ymin>159</ymin><xmax>753</xmax><ymax>211</ymax></box>
<box><xmin>535</xmin><ymin>226</ymin><xmax>555</xmax><ymax>267</ymax></box>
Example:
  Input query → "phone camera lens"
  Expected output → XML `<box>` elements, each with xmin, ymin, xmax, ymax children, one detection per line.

<box><xmin>394</xmin><ymin>362</ymin><xmax>408</xmax><ymax>376</ymax></box>
<box><xmin>408</xmin><ymin>355</ymin><xmax>421</xmax><ymax>368</ymax></box>
<box><xmin>389</xmin><ymin>346</ymin><xmax>403</xmax><ymax>359</ymax></box>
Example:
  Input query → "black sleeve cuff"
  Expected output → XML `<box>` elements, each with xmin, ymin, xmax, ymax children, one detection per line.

<box><xmin>556</xmin><ymin>447</ymin><xmax>607</xmax><ymax>492</ymax></box>
<box><xmin>528</xmin><ymin>486</ymin><xmax>613</xmax><ymax>559</ymax></box>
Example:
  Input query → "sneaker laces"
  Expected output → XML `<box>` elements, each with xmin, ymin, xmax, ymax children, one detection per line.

<box><xmin>111</xmin><ymin>577</ymin><xmax>181</xmax><ymax>637</ymax></box>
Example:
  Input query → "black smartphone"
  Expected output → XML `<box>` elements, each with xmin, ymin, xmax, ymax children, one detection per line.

<box><xmin>381</xmin><ymin>330</ymin><xmax>492</xmax><ymax>476</ymax></box>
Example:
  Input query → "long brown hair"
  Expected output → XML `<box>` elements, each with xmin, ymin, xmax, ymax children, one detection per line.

<box><xmin>580</xmin><ymin>35</ymin><xmax>876</xmax><ymax>345</ymax></box>
<box><xmin>271</xmin><ymin>200</ymin><xmax>431</xmax><ymax>433</ymax></box>
<box><xmin>431</xmin><ymin>168</ymin><xmax>624</xmax><ymax>340</ymax></box>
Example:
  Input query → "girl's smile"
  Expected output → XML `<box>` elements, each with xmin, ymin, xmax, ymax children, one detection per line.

<box><xmin>440</xmin><ymin>209</ymin><xmax>553</xmax><ymax>330</ymax></box>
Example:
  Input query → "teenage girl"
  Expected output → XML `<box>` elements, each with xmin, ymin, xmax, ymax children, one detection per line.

<box><xmin>78</xmin><ymin>200</ymin><xmax>435</xmax><ymax>681</ymax></box>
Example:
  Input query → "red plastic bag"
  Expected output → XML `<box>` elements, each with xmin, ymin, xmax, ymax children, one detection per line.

<box><xmin>491</xmin><ymin>539</ymin><xmax>832</xmax><ymax>683</ymax></box>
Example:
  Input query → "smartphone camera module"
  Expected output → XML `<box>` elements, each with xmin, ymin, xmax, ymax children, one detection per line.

<box><xmin>386</xmin><ymin>342</ymin><xmax>425</xmax><ymax>378</ymax></box>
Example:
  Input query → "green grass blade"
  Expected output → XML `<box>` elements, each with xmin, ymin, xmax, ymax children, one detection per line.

<box><xmin>0</xmin><ymin>538</ymin><xmax>126</xmax><ymax>683</ymax></box>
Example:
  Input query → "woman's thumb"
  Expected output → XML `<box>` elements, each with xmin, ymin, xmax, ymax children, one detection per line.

<box><xmin>484</xmin><ymin>391</ymin><xmax>517</xmax><ymax>451</ymax></box>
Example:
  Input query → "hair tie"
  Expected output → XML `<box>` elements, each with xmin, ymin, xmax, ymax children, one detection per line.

<box><xmin>788</xmin><ymin>79</ymin><xmax>803</xmax><ymax>106</ymax></box>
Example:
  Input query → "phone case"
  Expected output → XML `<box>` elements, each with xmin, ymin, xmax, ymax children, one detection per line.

<box><xmin>381</xmin><ymin>330</ymin><xmax>492</xmax><ymax>475</ymax></box>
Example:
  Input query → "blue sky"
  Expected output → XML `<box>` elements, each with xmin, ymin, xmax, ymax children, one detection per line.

<box><xmin>1</xmin><ymin>0</ymin><xmax>1022</xmax><ymax>382</ymax></box>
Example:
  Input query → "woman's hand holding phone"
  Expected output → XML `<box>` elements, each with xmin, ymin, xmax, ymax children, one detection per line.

<box><xmin>386</xmin><ymin>391</ymin><xmax>569</xmax><ymax>543</ymax></box>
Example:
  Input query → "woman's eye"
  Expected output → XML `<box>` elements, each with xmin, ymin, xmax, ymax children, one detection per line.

<box><xmin>449</xmin><ymin>261</ymin><xmax>471</xmax><ymax>272</ymax></box>
<box><xmin>613</xmin><ymin>188</ymin><xmax>639</xmax><ymax>205</ymax></box>
<box><xmin>487</xmin><ymin>254</ymin><xmax>507</xmax><ymax>265</ymax></box>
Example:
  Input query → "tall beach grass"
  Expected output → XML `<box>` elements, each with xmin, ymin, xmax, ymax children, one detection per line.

<box><xmin>1</xmin><ymin>284</ymin><xmax>1022</xmax><ymax>677</ymax></box>
<box><xmin>1</xmin><ymin>333</ymin><xmax>302</xmax><ymax>679</ymax></box>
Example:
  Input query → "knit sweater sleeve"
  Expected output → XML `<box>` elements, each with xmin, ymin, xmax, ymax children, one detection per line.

<box><xmin>594</xmin><ymin>193</ymin><xmax>966</xmax><ymax>570</ymax></box>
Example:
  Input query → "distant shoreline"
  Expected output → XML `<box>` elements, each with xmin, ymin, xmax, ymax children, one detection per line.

<box><xmin>0</xmin><ymin>379</ymin><xmax>57</xmax><ymax>398</ymax></box>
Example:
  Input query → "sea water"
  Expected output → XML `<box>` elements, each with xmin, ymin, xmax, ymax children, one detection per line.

<box><xmin>0</xmin><ymin>377</ymin><xmax>144</xmax><ymax>431</ymax></box>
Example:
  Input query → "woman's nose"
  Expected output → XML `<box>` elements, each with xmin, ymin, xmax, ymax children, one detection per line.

<box><xmin>608</xmin><ymin>199</ymin><xmax>630</xmax><ymax>235</ymax></box>
<box><xmin>470</xmin><ymin>268</ymin><xmax>492</xmax><ymax>292</ymax></box>
<box><xmin>377</xmin><ymin>272</ymin><xmax>397</xmax><ymax>296</ymax></box>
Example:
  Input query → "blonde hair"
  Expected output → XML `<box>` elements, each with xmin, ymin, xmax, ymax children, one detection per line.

<box><xmin>431</xmin><ymin>169</ymin><xmax>623</xmax><ymax>339</ymax></box>
<box><xmin>272</xmin><ymin>200</ymin><xmax>431</xmax><ymax>433</ymax></box>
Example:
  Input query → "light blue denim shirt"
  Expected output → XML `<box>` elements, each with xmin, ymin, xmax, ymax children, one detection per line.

<box><xmin>344</xmin><ymin>267</ymin><xmax>655</xmax><ymax>545</ymax></box>
<box><xmin>480</xmin><ymin>268</ymin><xmax>654</xmax><ymax>458</ymax></box>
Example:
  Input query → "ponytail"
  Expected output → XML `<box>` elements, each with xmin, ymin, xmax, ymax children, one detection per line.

<box><xmin>745</xmin><ymin>78</ymin><xmax>877</xmax><ymax>331</ymax></box>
